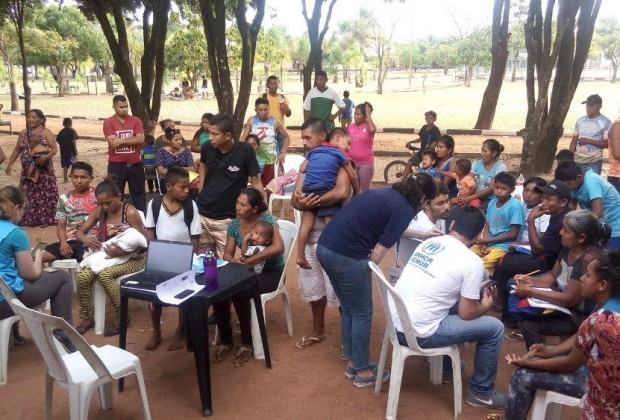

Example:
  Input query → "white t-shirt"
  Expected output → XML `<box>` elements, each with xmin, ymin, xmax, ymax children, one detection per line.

<box><xmin>145</xmin><ymin>199</ymin><xmax>202</xmax><ymax>243</ymax></box>
<box><xmin>520</xmin><ymin>204</ymin><xmax>550</xmax><ymax>242</ymax></box>
<box><xmin>390</xmin><ymin>235</ymin><xmax>484</xmax><ymax>338</ymax></box>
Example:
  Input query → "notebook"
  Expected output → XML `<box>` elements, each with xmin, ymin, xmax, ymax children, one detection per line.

<box><xmin>121</xmin><ymin>239</ymin><xmax>194</xmax><ymax>291</ymax></box>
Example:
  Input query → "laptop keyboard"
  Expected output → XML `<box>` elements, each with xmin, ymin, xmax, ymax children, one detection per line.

<box><xmin>139</xmin><ymin>274</ymin><xmax>171</xmax><ymax>286</ymax></box>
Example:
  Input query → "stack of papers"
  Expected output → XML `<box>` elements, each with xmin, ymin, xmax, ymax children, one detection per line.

<box><xmin>156</xmin><ymin>270</ymin><xmax>202</xmax><ymax>305</ymax></box>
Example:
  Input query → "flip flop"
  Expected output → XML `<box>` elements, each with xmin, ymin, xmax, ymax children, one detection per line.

<box><xmin>295</xmin><ymin>336</ymin><xmax>322</xmax><ymax>349</ymax></box>
<box><xmin>232</xmin><ymin>346</ymin><xmax>253</xmax><ymax>367</ymax></box>
<box><xmin>212</xmin><ymin>344</ymin><xmax>231</xmax><ymax>362</ymax></box>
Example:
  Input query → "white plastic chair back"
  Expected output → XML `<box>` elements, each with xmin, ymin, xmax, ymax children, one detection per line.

<box><xmin>269</xmin><ymin>154</ymin><xmax>306</xmax><ymax>220</ymax></box>
<box><xmin>273</xmin><ymin>220</ymin><xmax>298</xmax><ymax>294</ymax></box>
<box><xmin>396</xmin><ymin>238</ymin><xmax>422</xmax><ymax>268</ymax></box>
<box><xmin>280</xmin><ymin>154</ymin><xmax>305</xmax><ymax>175</ymax></box>
<box><xmin>369</xmin><ymin>262</ymin><xmax>462</xmax><ymax>419</ymax></box>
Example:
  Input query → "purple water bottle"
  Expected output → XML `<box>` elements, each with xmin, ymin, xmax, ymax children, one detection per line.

<box><xmin>203</xmin><ymin>249</ymin><xmax>219</xmax><ymax>291</ymax></box>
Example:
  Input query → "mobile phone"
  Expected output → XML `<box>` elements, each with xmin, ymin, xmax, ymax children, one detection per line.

<box><xmin>174</xmin><ymin>289</ymin><xmax>194</xmax><ymax>300</ymax></box>
<box><xmin>31</xmin><ymin>242</ymin><xmax>48</xmax><ymax>257</ymax></box>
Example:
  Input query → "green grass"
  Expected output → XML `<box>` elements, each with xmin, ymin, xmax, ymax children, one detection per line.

<box><xmin>1</xmin><ymin>72</ymin><xmax>617</xmax><ymax>130</ymax></box>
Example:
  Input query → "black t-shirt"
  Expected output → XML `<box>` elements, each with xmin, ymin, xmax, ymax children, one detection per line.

<box><xmin>418</xmin><ymin>125</ymin><xmax>441</xmax><ymax>151</ymax></box>
<box><xmin>539</xmin><ymin>207</ymin><xmax>570</xmax><ymax>267</ymax></box>
<box><xmin>197</xmin><ymin>140</ymin><xmax>260</xmax><ymax>219</ymax></box>
<box><xmin>56</xmin><ymin>127</ymin><xmax>78</xmax><ymax>157</ymax></box>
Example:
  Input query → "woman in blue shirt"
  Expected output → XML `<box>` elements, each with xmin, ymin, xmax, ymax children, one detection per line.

<box><xmin>462</xmin><ymin>138</ymin><xmax>508</xmax><ymax>211</ymax></box>
<box><xmin>0</xmin><ymin>186</ymin><xmax>74</xmax><ymax>348</ymax></box>
<box><xmin>316</xmin><ymin>174</ymin><xmax>436</xmax><ymax>388</ymax></box>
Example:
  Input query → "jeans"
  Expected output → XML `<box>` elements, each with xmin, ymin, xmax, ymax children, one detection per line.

<box><xmin>316</xmin><ymin>244</ymin><xmax>373</xmax><ymax>371</ymax></box>
<box><xmin>505</xmin><ymin>366</ymin><xmax>587</xmax><ymax>419</ymax></box>
<box><xmin>400</xmin><ymin>313</ymin><xmax>505</xmax><ymax>396</ymax></box>
<box><xmin>579</xmin><ymin>161</ymin><xmax>602</xmax><ymax>175</ymax></box>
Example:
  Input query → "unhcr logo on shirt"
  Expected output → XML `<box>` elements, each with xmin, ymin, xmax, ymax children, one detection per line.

<box><xmin>421</xmin><ymin>241</ymin><xmax>445</xmax><ymax>256</ymax></box>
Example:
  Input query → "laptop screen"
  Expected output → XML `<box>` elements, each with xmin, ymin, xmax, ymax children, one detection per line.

<box><xmin>146</xmin><ymin>240</ymin><xmax>194</xmax><ymax>275</ymax></box>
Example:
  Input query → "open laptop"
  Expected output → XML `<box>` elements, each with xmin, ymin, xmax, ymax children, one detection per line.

<box><xmin>121</xmin><ymin>239</ymin><xmax>194</xmax><ymax>291</ymax></box>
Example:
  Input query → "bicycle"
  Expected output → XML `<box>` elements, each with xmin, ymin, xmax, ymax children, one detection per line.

<box><xmin>383</xmin><ymin>143</ymin><xmax>421</xmax><ymax>183</ymax></box>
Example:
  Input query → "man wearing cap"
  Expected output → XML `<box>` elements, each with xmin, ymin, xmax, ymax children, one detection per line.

<box><xmin>569</xmin><ymin>94</ymin><xmax>612</xmax><ymax>175</ymax></box>
<box><xmin>495</xmin><ymin>179</ymin><xmax>571</xmax><ymax>324</ymax></box>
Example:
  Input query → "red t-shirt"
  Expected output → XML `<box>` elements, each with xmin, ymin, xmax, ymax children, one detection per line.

<box><xmin>103</xmin><ymin>115</ymin><xmax>144</xmax><ymax>164</ymax></box>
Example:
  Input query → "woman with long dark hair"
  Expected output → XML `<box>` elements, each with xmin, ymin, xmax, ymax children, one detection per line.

<box><xmin>4</xmin><ymin>109</ymin><xmax>59</xmax><ymax>226</ymax></box>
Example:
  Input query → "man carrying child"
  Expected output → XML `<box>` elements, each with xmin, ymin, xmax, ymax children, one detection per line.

<box><xmin>296</xmin><ymin>120</ymin><xmax>359</xmax><ymax>269</ymax></box>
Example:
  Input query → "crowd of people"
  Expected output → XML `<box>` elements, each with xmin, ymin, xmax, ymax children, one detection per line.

<box><xmin>0</xmin><ymin>72</ymin><xmax>619</xmax><ymax>418</ymax></box>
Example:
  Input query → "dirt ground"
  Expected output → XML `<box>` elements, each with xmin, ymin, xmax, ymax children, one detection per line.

<box><xmin>0</xmin><ymin>116</ymin><xmax>581</xmax><ymax>419</ymax></box>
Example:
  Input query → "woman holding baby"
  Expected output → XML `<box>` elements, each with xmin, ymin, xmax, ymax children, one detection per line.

<box><xmin>4</xmin><ymin>109</ymin><xmax>59</xmax><ymax>227</ymax></box>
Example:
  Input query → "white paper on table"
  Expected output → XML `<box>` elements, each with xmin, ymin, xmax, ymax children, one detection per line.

<box><xmin>156</xmin><ymin>270</ymin><xmax>201</xmax><ymax>305</ymax></box>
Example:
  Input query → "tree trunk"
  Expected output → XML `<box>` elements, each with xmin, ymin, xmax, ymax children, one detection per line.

<box><xmin>12</xmin><ymin>7</ymin><xmax>31</xmax><ymax>116</ymax></box>
<box><xmin>8</xmin><ymin>59</ymin><xmax>18</xmax><ymax>111</ymax></box>
<box><xmin>105</xmin><ymin>62</ymin><xmax>113</xmax><ymax>93</ymax></box>
<box><xmin>612</xmin><ymin>63</ymin><xmax>618</xmax><ymax>83</ymax></box>
<box><xmin>56</xmin><ymin>66</ymin><xmax>66</xmax><ymax>97</ymax></box>
<box><xmin>301</xmin><ymin>0</ymin><xmax>338</xmax><ymax>99</ymax></box>
<box><xmin>233</xmin><ymin>0</ymin><xmax>265</xmax><ymax>137</ymax></box>
<box><xmin>519</xmin><ymin>0</ymin><xmax>601</xmax><ymax>176</ymax></box>
<box><xmin>199</xmin><ymin>0</ymin><xmax>235</xmax><ymax>116</ymax></box>
<box><xmin>511</xmin><ymin>52</ymin><xmax>518</xmax><ymax>82</ymax></box>
<box><xmin>474</xmin><ymin>0</ymin><xmax>510</xmax><ymax>129</ymax></box>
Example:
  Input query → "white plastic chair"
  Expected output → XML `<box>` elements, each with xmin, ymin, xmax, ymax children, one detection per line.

<box><xmin>6</xmin><ymin>297</ymin><xmax>152</xmax><ymax>420</ymax></box>
<box><xmin>0</xmin><ymin>313</ymin><xmax>19</xmax><ymax>385</ymax></box>
<box><xmin>0</xmin><ymin>276</ymin><xmax>43</xmax><ymax>385</ymax></box>
<box><xmin>214</xmin><ymin>219</ymin><xmax>299</xmax><ymax>359</ymax></box>
<box><xmin>91</xmin><ymin>210</ymin><xmax>146</xmax><ymax>335</ymax></box>
<box><xmin>530</xmin><ymin>389</ymin><xmax>585</xmax><ymax>420</ymax></box>
<box><xmin>251</xmin><ymin>219</ymin><xmax>297</xmax><ymax>337</ymax></box>
<box><xmin>370</xmin><ymin>261</ymin><xmax>462</xmax><ymax>419</ymax></box>
<box><xmin>51</xmin><ymin>259</ymin><xmax>80</xmax><ymax>293</ymax></box>
<box><xmin>268</xmin><ymin>154</ymin><xmax>305</xmax><ymax>219</ymax></box>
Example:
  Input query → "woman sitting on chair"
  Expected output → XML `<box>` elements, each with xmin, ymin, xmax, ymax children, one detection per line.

<box><xmin>214</xmin><ymin>187</ymin><xmax>285</xmax><ymax>366</ymax></box>
<box><xmin>0</xmin><ymin>186</ymin><xmax>74</xmax><ymax>349</ymax></box>
<box><xmin>504</xmin><ymin>250</ymin><xmax>620</xmax><ymax>419</ymax></box>
<box><xmin>74</xmin><ymin>177</ymin><xmax>146</xmax><ymax>337</ymax></box>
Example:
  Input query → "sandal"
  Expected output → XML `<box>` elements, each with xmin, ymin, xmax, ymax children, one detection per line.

<box><xmin>295</xmin><ymin>336</ymin><xmax>323</xmax><ymax>349</ymax></box>
<box><xmin>232</xmin><ymin>346</ymin><xmax>253</xmax><ymax>367</ymax></box>
<box><xmin>212</xmin><ymin>344</ymin><xmax>231</xmax><ymax>362</ymax></box>
<box><xmin>75</xmin><ymin>318</ymin><xmax>94</xmax><ymax>335</ymax></box>
<box><xmin>103</xmin><ymin>317</ymin><xmax>130</xmax><ymax>337</ymax></box>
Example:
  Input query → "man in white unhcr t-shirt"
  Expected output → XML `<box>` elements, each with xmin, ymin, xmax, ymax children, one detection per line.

<box><xmin>390</xmin><ymin>206</ymin><xmax>506</xmax><ymax>410</ymax></box>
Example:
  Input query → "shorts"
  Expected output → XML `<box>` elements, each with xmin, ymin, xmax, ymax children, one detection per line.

<box><xmin>302</xmin><ymin>184</ymin><xmax>339</xmax><ymax>217</ymax></box>
<box><xmin>45</xmin><ymin>240</ymin><xmax>88</xmax><ymax>262</ymax></box>
<box><xmin>297</xmin><ymin>242</ymin><xmax>339</xmax><ymax>307</ymax></box>
<box><xmin>60</xmin><ymin>154</ymin><xmax>77</xmax><ymax>169</ymax></box>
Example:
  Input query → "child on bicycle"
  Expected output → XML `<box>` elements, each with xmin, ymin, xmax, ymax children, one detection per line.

<box><xmin>402</xmin><ymin>110</ymin><xmax>441</xmax><ymax>179</ymax></box>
